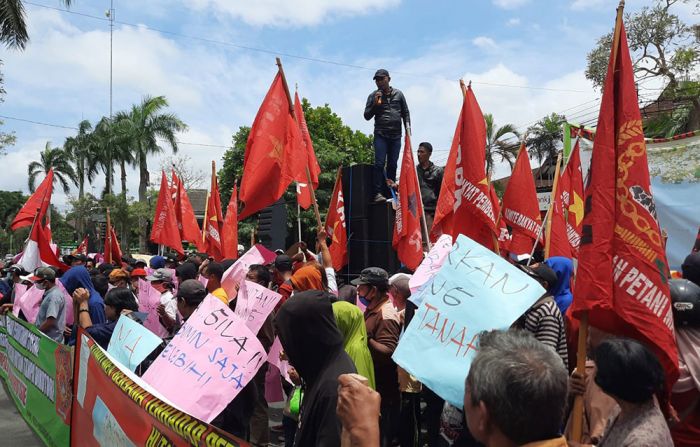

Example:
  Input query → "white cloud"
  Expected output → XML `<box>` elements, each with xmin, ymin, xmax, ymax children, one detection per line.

<box><xmin>184</xmin><ymin>0</ymin><xmax>401</xmax><ymax>27</ymax></box>
<box><xmin>472</xmin><ymin>36</ymin><xmax>498</xmax><ymax>50</ymax></box>
<box><xmin>492</xmin><ymin>0</ymin><xmax>529</xmax><ymax>10</ymax></box>
<box><xmin>506</xmin><ymin>17</ymin><xmax>521</xmax><ymax>27</ymax></box>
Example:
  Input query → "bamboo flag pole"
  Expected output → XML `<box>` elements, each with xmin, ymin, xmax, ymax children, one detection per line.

<box><xmin>276</xmin><ymin>57</ymin><xmax>323</xmax><ymax>230</ymax></box>
<box><xmin>202</xmin><ymin>191</ymin><xmax>210</xmax><ymax>244</ymax></box>
<box><xmin>571</xmin><ymin>2</ymin><xmax>625</xmax><ymax>443</ymax></box>
<box><xmin>544</xmin><ymin>152</ymin><xmax>563</xmax><ymax>259</ymax></box>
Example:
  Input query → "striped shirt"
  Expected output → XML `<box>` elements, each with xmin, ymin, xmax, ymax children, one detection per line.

<box><xmin>523</xmin><ymin>297</ymin><xmax>569</xmax><ymax>369</ymax></box>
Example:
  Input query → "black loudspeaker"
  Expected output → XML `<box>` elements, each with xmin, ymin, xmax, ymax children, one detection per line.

<box><xmin>257</xmin><ymin>198</ymin><xmax>287</xmax><ymax>252</ymax></box>
<box><xmin>347</xmin><ymin>219</ymin><xmax>370</xmax><ymax>276</ymax></box>
<box><xmin>368</xmin><ymin>202</ymin><xmax>400</xmax><ymax>273</ymax></box>
<box><xmin>342</xmin><ymin>164</ymin><xmax>373</xmax><ymax>220</ymax></box>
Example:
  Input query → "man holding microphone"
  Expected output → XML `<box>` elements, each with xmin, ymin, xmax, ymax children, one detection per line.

<box><xmin>364</xmin><ymin>69</ymin><xmax>411</xmax><ymax>203</ymax></box>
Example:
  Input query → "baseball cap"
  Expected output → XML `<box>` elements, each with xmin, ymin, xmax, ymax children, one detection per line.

<box><xmin>176</xmin><ymin>279</ymin><xmax>207</xmax><ymax>301</ymax></box>
<box><xmin>518</xmin><ymin>264</ymin><xmax>557</xmax><ymax>288</ymax></box>
<box><xmin>146</xmin><ymin>268</ymin><xmax>175</xmax><ymax>282</ymax></box>
<box><xmin>28</xmin><ymin>267</ymin><xmax>56</xmax><ymax>282</ymax></box>
<box><xmin>8</xmin><ymin>264</ymin><xmax>28</xmax><ymax>275</ymax></box>
<box><xmin>373</xmin><ymin>69</ymin><xmax>389</xmax><ymax>79</ymax></box>
<box><xmin>351</xmin><ymin>267</ymin><xmax>389</xmax><ymax>286</ymax></box>
<box><xmin>274</xmin><ymin>255</ymin><xmax>293</xmax><ymax>272</ymax></box>
<box><xmin>131</xmin><ymin>268</ymin><xmax>147</xmax><ymax>278</ymax></box>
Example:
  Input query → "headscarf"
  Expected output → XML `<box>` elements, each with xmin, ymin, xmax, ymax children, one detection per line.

<box><xmin>544</xmin><ymin>256</ymin><xmax>574</xmax><ymax>314</ymax></box>
<box><xmin>332</xmin><ymin>301</ymin><xmax>376</xmax><ymax>389</ymax></box>
<box><xmin>60</xmin><ymin>266</ymin><xmax>106</xmax><ymax>343</ymax></box>
<box><xmin>290</xmin><ymin>265</ymin><xmax>324</xmax><ymax>292</ymax></box>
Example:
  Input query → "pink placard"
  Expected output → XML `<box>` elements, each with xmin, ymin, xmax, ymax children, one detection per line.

<box><xmin>409</xmin><ymin>234</ymin><xmax>453</xmax><ymax>297</ymax></box>
<box><xmin>267</xmin><ymin>336</ymin><xmax>292</xmax><ymax>385</ymax></box>
<box><xmin>142</xmin><ymin>295</ymin><xmax>266</xmax><ymax>423</ymax></box>
<box><xmin>221</xmin><ymin>246</ymin><xmax>267</xmax><ymax>297</ymax></box>
<box><xmin>12</xmin><ymin>283</ymin><xmax>27</xmax><ymax>304</ymax></box>
<box><xmin>13</xmin><ymin>285</ymin><xmax>43</xmax><ymax>323</ymax></box>
<box><xmin>55</xmin><ymin>280</ymin><xmax>74</xmax><ymax>326</ymax></box>
<box><xmin>138</xmin><ymin>279</ymin><xmax>169</xmax><ymax>338</ymax></box>
<box><xmin>234</xmin><ymin>280</ymin><xmax>281</xmax><ymax>335</ymax></box>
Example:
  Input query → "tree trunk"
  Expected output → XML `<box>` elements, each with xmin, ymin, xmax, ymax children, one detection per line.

<box><xmin>121</xmin><ymin>160</ymin><xmax>128</xmax><ymax>198</ymax></box>
<box><xmin>138</xmin><ymin>151</ymin><xmax>149</xmax><ymax>252</ymax></box>
<box><xmin>78</xmin><ymin>158</ymin><xmax>84</xmax><ymax>199</ymax></box>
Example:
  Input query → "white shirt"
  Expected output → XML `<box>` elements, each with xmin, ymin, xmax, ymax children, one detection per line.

<box><xmin>160</xmin><ymin>291</ymin><xmax>177</xmax><ymax>320</ymax></box>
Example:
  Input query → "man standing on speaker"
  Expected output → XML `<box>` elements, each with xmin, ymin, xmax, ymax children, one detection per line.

<box><xmin>364</xmin><ymin>69</ymin><xmax>411</xmax><ymax>203</ymax></box>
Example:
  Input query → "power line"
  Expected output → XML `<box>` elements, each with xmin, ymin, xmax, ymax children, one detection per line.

<box><xmin>24</xmin><ymin>1</ymin><xmax>591</xmax><ymax>93</ymax></box>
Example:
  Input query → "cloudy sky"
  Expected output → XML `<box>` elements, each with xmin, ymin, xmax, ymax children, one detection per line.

<box><xmin>1</xmin><ymin>0</ymin><xmax>695</xmax><ymax>210</ymax></box>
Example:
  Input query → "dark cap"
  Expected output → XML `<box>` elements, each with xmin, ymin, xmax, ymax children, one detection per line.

<box><xmin>518</xmin><ymin>264</ymin><xmax>558</xmax><ymax>288</ymax></box>
<box><xmin>165</xmin><ymin>253</ymin><xmax>179</xmax><ymax>263</ymax></box>
<box><xmin>8</xmin><ymin>264</ymin><xmax>28</xmax><ymax>275</ymax></box>
<box><xmin>29</xmin><ymin>267</ymin><xmax>56</xmax><ymax>282</ymax></box>
<box><xmin>373</xmin><ymin>69</ymin><xmax>389</xmax><ymax>79</ymax></box>
<box><xmin>176</xmin><ymin>279</ymin><xmax>207</xmax><ymax>302</ymax></box>
<box><xmin>275</xmin><ymin>255</ymin><xmax>293</xmax><ymax>272</ymax></box>
<box><xmin>351</xmin><ymin>267</ymin><xmax>389</xmax><ymax>286</ymax></box>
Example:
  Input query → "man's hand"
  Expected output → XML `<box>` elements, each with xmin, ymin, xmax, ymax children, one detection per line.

<box><xmin>337</xmin><ymin>374</ymin><xmax>381</xmax><ymax>446</ymax></box>
<box><xmin>374</xmin><ymin>91</ymin><xmax>382</xmax><ymax>105</ymax></box>
<box><xmin>156</xmin><ymin>304</ymin><xmax>175</xmax><ymax>330</ymax></box>
<box><xmin>570</xmin><ymin>369</ymin><xmax>586</xmax><ymax>396</ymax></box>
<box><xmin>73</xmin><ymin>288</ymin><xmax>90</xmax><ymax>305</ymax></box>
<box><xmin>63</xmin><ymin>326</ymin><xmax>72</xmax><ymax>339</ymax></box>
<box><xmin>0</xmin><ymin>303</ymin><xmax>13</xmax><ymax>315</ymax></box>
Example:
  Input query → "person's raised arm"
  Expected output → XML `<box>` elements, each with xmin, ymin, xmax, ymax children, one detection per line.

<box><xmin>74</xmin><ymin>288</ymin><xmax>93</xmax><ymax>329</ymax></box>
<box><xmin>317</xmin><ymin>230</ymin><xmax>333</xmax><ymax>269</ymax></box>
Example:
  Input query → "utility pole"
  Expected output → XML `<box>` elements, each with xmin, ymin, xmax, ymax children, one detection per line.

<box><xmin>106</xmin><ymin>1</ymin><xmax>115</xmax><ymax>193</ymax></box>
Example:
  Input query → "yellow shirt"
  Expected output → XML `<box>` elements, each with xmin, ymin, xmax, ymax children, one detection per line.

<box><xmin>211</xmin><ymin>287</ymin><xmax>229</xmax><ymax>305</ymax></box>
<box><xmin>521</xmin><ymin>436</ymin><xmax>568</xmax><ymax>447</ymax></box>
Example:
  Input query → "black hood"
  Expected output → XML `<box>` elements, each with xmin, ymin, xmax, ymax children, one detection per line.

<box><xmin>275</xmin><ymin>290</ymin><xmax>344</xmax><ymax>382</ymax></box>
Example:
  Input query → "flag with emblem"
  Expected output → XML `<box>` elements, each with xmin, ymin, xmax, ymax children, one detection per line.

<box><xmin>173</xmin><ymin>168</ymin><xmax>205</xmax><ymax>251</ymax></box>
<box><xmin>204</xmin><ymin>162</ymin><xmax>225</xmax><ymax>260</ymax></box>
<box><xmin>571</xmin><ymin>10</ymin><xmax>678</xmax><ymax>400</ymax></box>
<box><xmin>325</xmin><ymin>168</ymin><xmax>348</xmax><ymax>271</ymax></box>
<box><xmin>150</xmin><ymin>171</ymin><xmax>184</xmax><ymax>255</ymax></box>
<box><xmin>393</xmin><ymin>135</ymin><xmax>424</xmax><ymax>270</ymax></box>
<box><xmin>294</xmin><ymin>91</ymin><xmax>320</xmax><ymax>210</ymax></box>
<box><xmin>239</xmin><ymin>71</ymin><xmax>306</xmax><ymax>220</ymax></box>
<box><xmin>563</xmin><ymin>139</ymin><xmax>584</xmax><ymax>255</ymax></box>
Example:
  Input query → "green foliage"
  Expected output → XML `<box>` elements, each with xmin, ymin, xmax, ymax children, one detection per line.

<box><xmin>218</xmin><ymin>98</ymin><xmax>373</xmax><ymax>247</ymax></box>
<box><xmin>0</xmin><ymin>0</ymin><xmax>72</xmax><ymax>50</ymax></box>
<box><xmin>526</xmin><ymin>113</ymin><xmax>566</xmax><ymax>165</ymax></box>
<box><xmin>27</xmin><ymin>142</ymin><xmax>77</xmax><ymax>194</ymax></box>
<box><xmin>484</xmin><ymin>113</ymin><xmax>519</xmax><ymax>175</ymax></box>
<box><xmin>0</xmin><ymin>190</ymin><xmax>25</xmax><ymax>228</ymax></box>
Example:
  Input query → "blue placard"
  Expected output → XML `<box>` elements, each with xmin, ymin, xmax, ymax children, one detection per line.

<box><xmin>107</xmin><ymin>315</ymin><xmax>163</xmax><ymax>372</ymax></box>
<box><xmin>392</xmin><ymin>234</ymin><xmax>545</xmax><ymax>408</ymax></box>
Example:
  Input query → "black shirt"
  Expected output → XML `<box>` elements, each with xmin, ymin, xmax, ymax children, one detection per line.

<box><xmin>417</xmin><ymin>162</ymin><xmax>444</xmax><ymax>212</ymax></box>
<box><xmin>364</xmin><ymin>87</ymin><xmax>410</xmax><ymax>139</ymax></box>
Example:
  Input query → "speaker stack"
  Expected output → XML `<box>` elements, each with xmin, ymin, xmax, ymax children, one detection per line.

<box><xmin>257</xmin><ymin>197</ymin><xmax>287</xmax><ymax>251</ymax></box>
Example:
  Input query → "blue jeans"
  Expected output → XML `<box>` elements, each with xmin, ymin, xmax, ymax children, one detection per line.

<box><xmin>373</xmin><ymin>134</ymin><xmax>402</xmax><ymax>196</ymax></box>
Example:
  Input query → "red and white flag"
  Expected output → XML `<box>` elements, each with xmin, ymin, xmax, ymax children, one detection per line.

<box><xmin>11</xmin><ymin>169</ymin><xmax>54</xmax><ymax>230</ymax></box>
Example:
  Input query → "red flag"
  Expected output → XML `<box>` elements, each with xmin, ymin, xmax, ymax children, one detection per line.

<box><xmin>325</xmin><ymin>168</ymin><xmax>348</xmax><ymax>271</ymax></box>
<box><xmin>173</xmin><ymin>170</ymin><xmax>205</xmax><ymax>251</ymax></box>
<box><xmin>150</xmin><ymin>171</ymin><xmax>184</xmax><ymax>255</ymax></box>
<box><xmin>490</xmin><ymin>185</ymin><xmax>511</xmax><ymax>256</ymax></box>
<box><xmin>18</xmin><ymin>219</ymin><xmax>69</xmax><ymax>272</ymax></box>
<box><xmin>222</xmin><ymin>184</ymin><xmax>239</xmax><ymax>260</ymax></box>
<box><xmin>432</xmin><ymin>85</ymin><xmax>497</xmax><ymax>249</ymax></box>
<box><xmin>204</xmin><ymin>164</ymin><xmax>225</xmax><ymax>260</ymax></box>
<box><xmin>501</xmin><ymin>144</ymin><xmax>543</xmax><ymax>255</ymax></box>
<box><xmin>170</xmin><ymin>169</ymin><xmax>180</xmax><ymax>201</ymax></box>
<box><xmin>294</xmin><ymin>92</ymin><xmax>321</xmax><ymax>210</ymax></box>
<box><xmin>110</xmin><ymin>227</ymin><xmax>123</xmax><ymax>263</ymax></box>
<box><xmin>73</xmin><ymin>235</ymin><xmax>89</xmax><ymax>255</ymax></box>
<box><xmin>547</xmin><ymin>162</ymin><xmax>572</xmax><ymax>259</ymax></box>
<box><xmin>571</xmin><ymin>15</ymin><xmax>678</xmax><ymax>398</ymax></box>
<box><xmin>392</xmin><ymin>135</ymin><xmax>424</xmax><ymax>270</ymax></box>
<box><xmin>11</xmin><ymin>169</ymin><xmax>54</xmax><ymax>230</ymax></box>
<box><xmin>239</xmin><ymin>71</ymin><xmax>306</xmax><ymax>220</ymax></box>
<box><xmin>44</xmin><ymin>222</ymin><xmax>53</xmax><ymax>244</ymax></box>
<box><xmin>563</xmin><ymin>140</ymin><xmax>584</xmax><ymax>254</ymax></box>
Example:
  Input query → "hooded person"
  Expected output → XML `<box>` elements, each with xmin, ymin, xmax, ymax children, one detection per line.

<box><xmin>275</xmin><ymin>290</ymin><xmax>356</xmax><ymax>447</ymax></box>
<box><xmin>544</xmin><ymin>257</ymin><xmax>574</xmax><ymax>314</ymax></box>
<box><xmin>332</xmin><ymin>301</ymin><xmax>376</xmax><ymax>390</ymax></box>
<box><xmin>61</xmin><ymin>265</ymin><xmax>106</xmax><ymax>345</ymax></box>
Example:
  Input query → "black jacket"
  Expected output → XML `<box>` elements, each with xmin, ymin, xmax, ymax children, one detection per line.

<box><xmin>275</xmin><ymin>290</ymin><xmax>356</xmax><ymax>447</ymax></box>
<box><xmin>364</xmin><ymin>87</ymin><xmax>410</xmax><ymax>139</ymax></box>
<box><xmin>417</xmin><ymin>162</ymin><xmax>444</xmax><ymax>212</ymax></box>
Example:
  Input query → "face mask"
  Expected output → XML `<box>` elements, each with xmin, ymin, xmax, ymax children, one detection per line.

<box><xmin>358</xmin><ymin>295</ymin><xmax>371</xmax><ymax>308</ymax></box>
<box><xmin>34</xmin><ymin>281</ymin><xmax>46</xmax><ymax>291</ymax></box>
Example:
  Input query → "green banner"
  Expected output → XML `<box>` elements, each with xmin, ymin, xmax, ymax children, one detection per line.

<box><xmin>0</xmin><ymin>314</ymin><xmax>72</xmax><ymax>447</ymax></box>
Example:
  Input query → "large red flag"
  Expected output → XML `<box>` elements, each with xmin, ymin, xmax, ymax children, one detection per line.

<box><xmin>325</xmin><ymin>168</ymin><xmax>348</xmax><ymax>271</ymax></box>
<box><xmin>150</xmin><ymin>171</ymin><xmax>184</xmax><ymax>255</ymax></box>
<box><xmin>170</xmin><ymin>169</ymin><xmax>180</xmax><ymax>201</ymax></box>
<box><xmin>392</xmin><ymin>135</ymin><xmax>424</xmax><ymax>270</ymax></box>
<box><xmin>294</xmin><ymin>92</ymin><xmax>320</xmax><ymax>210</ymax></box>
<box><xmin>173</xmin><ymin>169</ymin><xmax>205</xmax><ymax>251</ymax></box>
<box><xmin>239</xmin><ymin>71</ymin><xmax>306</xmax><ymax>220</ymax></box>
<box><xmin>109</xmin><ymin>227</ymin><xmax>123</xmax><ymax>263</ymax></box>
<box><xmin>571</xmin><ymin>14</ymin><xmax>678</xmax><ymax>398</ymax></box>
<box><xmin>204</xmin><ymin>164</ymin><xmax>225</xmax><ymax>260</ymax></box>
<box><xmin>222</xmin><ymin>184</ymin><xmax>239</xmax><ymax>260</ymax></box>
<box><xmin>18</xmin><ymin>218</ymin><xmax>69</xmax><ymax>272</ymax></box>
<box><xmin>563</xmin><ymin>140</ymin><xmax>584</xmax><ymax>254</ymax></box>
<box><xmin>11</xmin><ymin>169</ymin><xmax>54</xmax><ymax>230</ymax></box>
<box><xmin>432</xmin><ymin>85</ymin><xmax>497</xmax><ymax>249</ymax></box>
<box><xmin>501</xmin><ymin>144</ymin><xmax>542</xmax><ymax>255</ymax></box>
<box><xmin>547</xmin><ymin>160</ymin><xmax>572</xmax><ymax>259</ymax></box>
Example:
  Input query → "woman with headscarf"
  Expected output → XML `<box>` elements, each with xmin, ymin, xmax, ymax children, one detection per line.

<box><xmin>275</xmin><ymin>290</ymin><xmax>356</xmax><ymax>446</ymax></box>
<box><xmin>544</xmin><ymin>256</ymin><xmax>574</xmax><ymax>314</ymax></box>
<box><xmin>277</xmin><ymin>264</ymin><xmax>325</xmax><ymax>306</ymax></box>
<box><xmin>61</xmin><ymin>266</ymin><xmax>106</xmax><ymax>345</ymax></box>
<box><xmin>332</xmin><ymin>301</ymin><xmax>376</xmax><ymax>390</ymax></box>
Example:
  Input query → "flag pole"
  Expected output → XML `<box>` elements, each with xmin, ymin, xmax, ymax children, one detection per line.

<box><xmin>544</xmin><ymin>152</ymin><xmax>563</xmax><ymax>258</ymax></box>
<box><xmin>105</xmin><ymin>207</ymin><xmax>112</xmax><ymax>264</ymax></box>
<box><xmin>276</xmin><ymin>57</ymin><xmax>323</xmax><ymax>230</ymax></box>
<box><xmin>202</xmin><ymin>191</ymin><xmax>210</xmax><ymax>245</ymax></box>
<box><xmin>571</xmin><ymin>2</ymin><xmax>625</xmax><ymax>443</ymax></box>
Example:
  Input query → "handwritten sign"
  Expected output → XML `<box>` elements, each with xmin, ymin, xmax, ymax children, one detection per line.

<box><xmin>221</xmin><ymin>244</ymin><xmax>276</xmax><ymax>297</ymax></box>
<box><xmin>409</xmin><ymin>234</ymin><xmax>453</xmax><ymax>305</ymax></box>
<box><xmin>234</xmin><ymin>280</ymin><xmax>281</xmax><ymax>335</ymax></box>
<box><xmin>107</xmin><ymin>315</ymin><xmax>163</xmax><ymax>371</ymax></box>
<box><xmin>137</xmin><ymin>279</ymin><xmax>169</xmax><ymax>338</ymax></box>
<box><xmin>392</xmin><ymin>234</ymin><xmax>544</xmax><ymax>408</ymax></box>
<box><xmin>13</xmin><ymin>285</ymin><xmax>43</xmax><ymax>323</ymax></box>
<box><xmin>142</xmin><ymin>295</ymin><xmax>266</xmax><ymax>423</ymax></box>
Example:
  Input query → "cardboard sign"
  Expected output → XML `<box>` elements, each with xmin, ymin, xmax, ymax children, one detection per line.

<box><xmin>392</xmin><ymin>234</ymin><xmax>544</xmax><ymax>408</ymax></box>
<box><xmin>142</xmin><ymin>295</ymin><xmax>266</xmax><ymax>423</ymax></box>
<box><xmin>234</xmin><ymin>280</ymin><xmax>281</xmax><ymax>335</ymax></box>
<box><xmin>221</xmin><ymin>244</ymin><xmax>276</xmax><ymax>297</ymax></box>
<box><xmin>137</xmin><ymin>279</ymin><xmax>169</xmax><ymax>338</ymax></box>
<box><xmin>13</xmin><ymin>285</ymin><xmax>43</xmax><ymax>323</ymax></box>
<box><xmin>107</xmin><ymin>316</ymin><xmax>163</xmax><ymax>372</ymax></box>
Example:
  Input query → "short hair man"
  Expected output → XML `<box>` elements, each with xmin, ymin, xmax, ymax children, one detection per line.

<box><xmin>205</xmin><ymin>262</ymin><xmax>228</xmax><ymax>305</ymax></box>
<box><xmin>416</xmin><ymin>142</ymin><xmax>443</xmax><ymax>230</ymax></box>
<box><xmin>364</xmin><ymin>69</ymin><xmax>411</xmax><ymax>202</ymax></box>
<box><xmin>464</xmin><ymin>330</ymin><xmax>569</xmax><ymax>447</ymax></box>
<box><xmin>31</xmin><ymin>267</ymin><xmax>67</xmax><ymax>343</ymax></box>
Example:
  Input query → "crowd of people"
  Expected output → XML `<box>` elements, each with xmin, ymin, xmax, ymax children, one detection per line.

<box><xmin>0</xmin><ymin>233</ymin><xmax>698</xmax><ymax>447</ymax></box>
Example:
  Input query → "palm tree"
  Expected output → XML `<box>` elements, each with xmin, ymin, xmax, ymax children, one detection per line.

<box><xmin>484</xmin><ymin>113</ymin><xmax>520</xmax><ymax>176</ymax></box>
<box><xmin>90</xmin><ymin>117</ymin><xmax>116</xmax><ymax>196</ymax></box>
<box><xmin>63</xmin><ymin>120</ymin><xmax>99</xmax><ymax>199</ymax></box>
<box><xmin>114</xmin><ymin>95</ymin><xmax>186</xmax><ymax>250</ymax></box>
<box><xmin>0</xmin><ymin>0</ymin><xmax>72</xmax><ymax>50</ymax></box>
<box><xmin>28</xmin><ymin>142</ymin><xmax>76</xmax><ymax>194</ymax></box>
<box><xmin>526</xmin><ymin>113</ymin><xmax>566</xmax><ymax>166</ymax></box>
